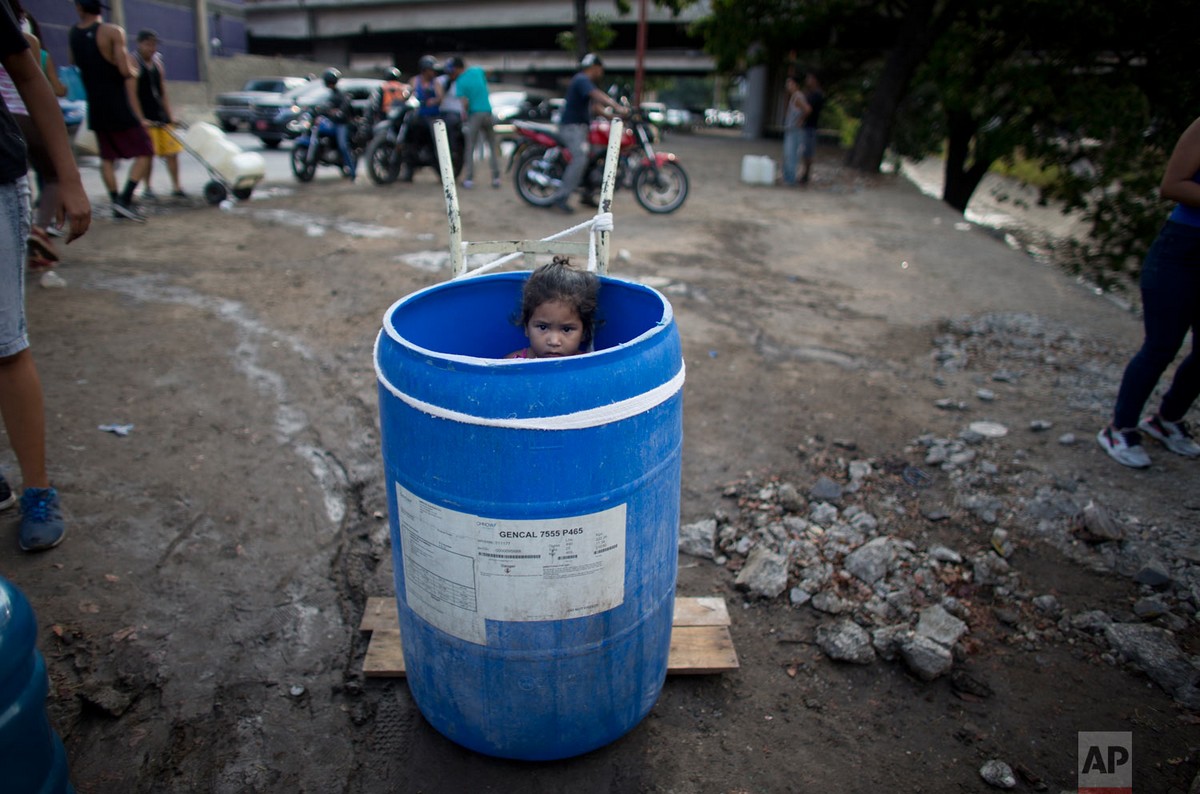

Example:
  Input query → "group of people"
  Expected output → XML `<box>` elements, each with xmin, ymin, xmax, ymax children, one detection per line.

<box><xmin>0</xmin><ymin>0</ymin><xmax>1194</xmax><ymax>562</ymax></box>
<box><xmin>402</xmin><ymin>53</ymin><xmax>504</xmax><ymax>189</ymax></box>
<box><xmin>70</xmin><ymin>1</ymin><xmax>186</xmax><ymax>226</ymax></box>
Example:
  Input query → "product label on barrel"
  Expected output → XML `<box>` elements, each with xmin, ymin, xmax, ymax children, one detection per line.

<box><xmin>395</xmin><ymin>484</ymin><xmax>627</xmax><ymax>645</ymax></box>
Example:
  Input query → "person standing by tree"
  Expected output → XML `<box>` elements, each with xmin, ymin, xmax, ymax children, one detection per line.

<box><xmin>799</xmin><ymin>71</ymin><xmax>824</xmax><ymax>185</ymax></box>
<box><xmin>69</xmin><ymin>0</ymin><xmax>152</xmax><ymax>221</ymax></box>
<box><xmin>1097</xmin><ymin>117</ymin><xmax>1200</xmax><ymax>468</ymax></box>
<box><xmin>0</xmin><ymin>0</ymin><xmax>92</xmax><ymax>549</ymax></box>
<box><xmin>780</xmin><ymin>75</ymin><xmax>806</xmax><ymax>186</ymax></box>
<box><xmin>134</xmin><ymin>29</ymin><xmax>185</xmax><ymax>200</ymax></box>
<box><xmin>548</xmin><ymin>53</ymin><xmax>626</xmax><ymax>215</ymax></box>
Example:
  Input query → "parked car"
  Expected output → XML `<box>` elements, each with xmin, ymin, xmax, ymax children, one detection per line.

<box><xmin>248</xmin><ymin>78</ymin><xmax>384</xmax><ymax>148</ymax></box>
<box><xmin>490</xmin><ymin>89</ymin><xmax>556</xmax><ymax>138</ymax></box>
<box><xmin>640</xmin><ymin>101</ymin><xmax>667</xmax><ymax>127</ymax></box>
<box><xmin>664</xmin><ymin>107</ymin><xmax>694</xmax><ymax>132</ymax></box>
<box><xmin>215</xmin><ymin>76</ymin><xmax>310</xmax><ymax>133</ymax></box>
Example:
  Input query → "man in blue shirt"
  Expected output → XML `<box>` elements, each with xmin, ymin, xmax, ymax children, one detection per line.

<box><xmin>549</xmin><ymin>53</ymin><xmax>627</xmax><ymax>214</ymax></box>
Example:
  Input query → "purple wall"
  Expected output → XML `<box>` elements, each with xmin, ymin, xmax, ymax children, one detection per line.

<box><xmin>25</xmin><ymin>0</ymin><xmax>248</xmax><ymax>83</ymax></box>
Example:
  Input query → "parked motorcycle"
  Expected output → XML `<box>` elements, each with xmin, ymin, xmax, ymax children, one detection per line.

<box><xmin>509</xmin><ymin>107</ymin><xmax>689</xmax><ymax>214</ymax></box>
<box><xmin>364</xmin><ymin>102</ymin><xmax>465</xmax><ymax>185</ymax></box>
<box><xmin>290</xmin><ymin>108</ymin><xmax>371</xmax><ymax>182</ymax></box>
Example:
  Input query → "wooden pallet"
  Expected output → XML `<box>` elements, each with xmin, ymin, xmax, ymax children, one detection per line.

<box><xmin>360</xmin><ymin>596</ymin><xmax>739</xmax><ymax>678</ymax></box>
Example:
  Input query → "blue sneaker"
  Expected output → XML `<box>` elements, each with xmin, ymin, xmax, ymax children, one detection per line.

<box><xmin>19</xmin><ymin>487</ymin><xmax>65</xmax><ymax>551</ymax></box>
<box><xmin>0</xmin><ymin>472</ymin><xmax>14</xmax><ymax>511</ymax></box>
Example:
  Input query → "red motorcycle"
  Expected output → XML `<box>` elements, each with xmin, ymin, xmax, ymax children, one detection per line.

<box><xmin>509</xmin><ymin>108</ymin><xmax>689</xmax><ymax>214</ymax></box>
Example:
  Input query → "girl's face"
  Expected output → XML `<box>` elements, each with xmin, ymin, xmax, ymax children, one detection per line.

<box><xmin>525</xmin><ymin>299</ymin><xmax>585</xmax><ymax>358</ymax></box>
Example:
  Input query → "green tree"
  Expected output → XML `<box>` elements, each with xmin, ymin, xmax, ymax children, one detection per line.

<box><xmin>890</xmin><ymin>0</ymin><xmax>1199</xmax><ymax>284</ymax></box>
<box><xmin>692</xmin><ymin>0</ymin><xmax>1200</xmax><ymax>286</ymax></box>
<box><xmin>563</xmin><ymin>0</ymin><xmax>697</xmax><ymax>60</ymax></box>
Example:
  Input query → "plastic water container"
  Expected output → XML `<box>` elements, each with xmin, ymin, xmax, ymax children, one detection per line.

<box><xmin>0</xmin><ymin>576</ymin><xmax>74</xmax><ymax>794</ymax></box>
<box><xmin>740</xmin><ymin>154</ymin><xmax>775</xmax><ymax>185</ymax></box>
<box><xmin>375</xmin><ymin>272</ymin><xmax>683</xmax><ymax>760</ymax></box>
<box><xmin>183</xmin><ymin>122</ymin><xmax>265</xmax><ymax>184</ymax></box>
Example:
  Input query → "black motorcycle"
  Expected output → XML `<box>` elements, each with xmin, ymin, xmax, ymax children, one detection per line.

<box><xmin>289</xmin><ymin>107</ymin><xmax>371</xmax><ymax>182</ymax></box>
<box><xmin>364</xmin><ymin>102</ymin><xmax>465</xmax><ymax>185</ymax></box>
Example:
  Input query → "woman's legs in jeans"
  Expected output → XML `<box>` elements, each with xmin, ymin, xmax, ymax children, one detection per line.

<box><xmin>335</xmin><ymin>123</ymin><xmax>355</xmax><ymax>175</ymax></box>
<box><xmin>1111</xmin><ymin>221</ymin><xmax>1200</xmax><ymax>429</ymax></box>
<box><xmin>781</xmin><ymin>128</ymin><xmax>800</xmax><ymax>185</ymax></box>
<box><xmin>0</xmin><ymin>177</ymin><xmax>49</xmax><ymax>490</ymax></box>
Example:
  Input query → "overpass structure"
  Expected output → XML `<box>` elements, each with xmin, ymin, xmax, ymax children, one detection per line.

<box><xmin>244</xmin><ymin>0</ymin><xmax>715</xmax><ymax>83</ymax></box>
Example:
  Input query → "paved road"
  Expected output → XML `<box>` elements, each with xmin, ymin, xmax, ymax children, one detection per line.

<box><xmin>74</xmin><ymin>130</ymin><xmax>336</xmax><ymax>205</ymax></box>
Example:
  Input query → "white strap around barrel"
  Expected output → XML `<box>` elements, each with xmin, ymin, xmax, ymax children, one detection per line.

<box><xmin>375</xmin><ymin>353</ymin><xmax>685</xmax><ymax>431</ymax></box>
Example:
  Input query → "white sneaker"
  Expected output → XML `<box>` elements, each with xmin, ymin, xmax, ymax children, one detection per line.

<box><xmin>1097</xmin><ymin>426</ymin><xmax>1151</xmax><ymax>468</ymax></box>
<box><xmin>462</xmin><ymin>179</ymin><xmax>474</xmax><ymax>189</ymax></box>
<box><xmin>39</xmin><ymin>270</ymin><xmax>67</xmax><ymax>289</ymax></box>
<box><xmin>1138</xmin><ymin>415</ymin><xmax>1200</xmax><ymax>458</ymax></box>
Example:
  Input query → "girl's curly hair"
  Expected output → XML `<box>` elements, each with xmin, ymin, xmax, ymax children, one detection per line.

<box><xmin>514</xmin><ymin>257</ymin><xmax>601</xmax><ymax>348</ymax></box>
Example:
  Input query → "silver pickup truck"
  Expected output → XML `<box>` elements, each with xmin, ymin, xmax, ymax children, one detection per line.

<box><xmin>215</xmin><ymin>76</ymin><xmax>310</xmax><ymax>132</ymax></box>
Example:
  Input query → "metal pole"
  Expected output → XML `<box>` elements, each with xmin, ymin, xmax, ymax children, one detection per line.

<box><xmin>434</xmin><ymin>120</ymin><xmax>465</xmax><ymax>277</ymax></box>
<box><xmin>595</xmin><ymin>118</ymin><xmax>623</xmax><ymax>275</ymax></box>
<box><xmin>634</xmin><ymin>0</ymin><xmax>647</xmax><ymax>106</ymax></box>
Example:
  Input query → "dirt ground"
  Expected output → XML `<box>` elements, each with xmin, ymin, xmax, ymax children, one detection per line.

<box><xmin>3</xmin><ymin>129</ymin><xmax>1198</xmax><ymax>793</ymax></box>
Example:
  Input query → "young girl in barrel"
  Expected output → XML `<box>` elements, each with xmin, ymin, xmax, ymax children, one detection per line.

<box><xmin>507</xmin><ymin>258</ymin><xmax>600</xmax><ymax>359</ymax></box>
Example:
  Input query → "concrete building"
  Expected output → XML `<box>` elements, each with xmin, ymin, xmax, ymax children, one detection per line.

<box><xmin>244</xmin><ymin>0</ymin><xmax>714</xmax><ymax>82</ymax></box>
<box><xmin>32</xmin><ymin>0</ymin><xmax>711</xmax><ymax>88</ymax></box>
<box><xmin>32</xmin><ymin>0</ymin><xmax>247</xmax><ymax>83</ymax></box>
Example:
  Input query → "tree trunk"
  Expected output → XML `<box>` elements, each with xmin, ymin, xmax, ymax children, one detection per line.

<box><xmin>941</xmin><ymin>109</ymin><xmax>994</xmax><ymax>213</ymax></box>
<box><xmin>846</xmin><ymin>0</ymin><xmax>958</xmax><ymax>173</ymax></box>
<box><xmin>574</xmin><ymin>0</ymin><xmax>589</xmax><ymax>61</ymax></box>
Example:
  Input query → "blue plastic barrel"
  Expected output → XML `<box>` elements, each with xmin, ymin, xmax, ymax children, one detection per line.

<box><xmin>0</xmin><ymin>576</ymin><xmax>74</xmax><ymax>793</ymax></box>
<box><xmin>375</xmin><ymin>271</ymin><xmax>683</xmax><ymax>760</ymax></box>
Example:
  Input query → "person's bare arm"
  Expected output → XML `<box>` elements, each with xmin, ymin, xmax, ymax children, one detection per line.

<box><xmin>126</xmin><ymin>71</ymin><xmax>144</xmax><ymax>122</ymax></box>
<box><xmin>24</xmin><ymin>33</ymin><xmax>66</xmax><ymax>97</ymax></box>
<box><xmin>1160</xmin><ymin>117</ymin><xmax>1200</xmax><ymax>208</ymax></box>
<box><xmin>2</xmin><ymin>47</ymin><xmax>90</xmax><ymax>240</ymax></box>
<box><xmin>156</xmin><ymin>55</ymin><xmax>173</xmax><ymax>122</ymax></box>
<box><xmin>588</xmin><ymin>87</ymin><xmax>628</xmax><ymax>116</ymax></box>
<box><xmin>100</xmin><ymin>24</ymin><xmax>135</xmax><ymax>78</ymax></box>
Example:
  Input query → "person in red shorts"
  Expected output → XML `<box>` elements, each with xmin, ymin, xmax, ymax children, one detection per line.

<box><xmin>69</xmin><ymin>0</ymin><xmax>152</xmax><ymax>221</ymax></box>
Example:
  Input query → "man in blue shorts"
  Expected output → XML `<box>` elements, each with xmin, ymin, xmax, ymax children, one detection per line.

<box><xmin>0</xmin><ymin>0</ymin><xmax>92</xmax><ymax>550</ymax></box>
<box><xmin>70</xmin><ymin>0</ymin><xmax>152</xmax><ymax>220</ymax></box>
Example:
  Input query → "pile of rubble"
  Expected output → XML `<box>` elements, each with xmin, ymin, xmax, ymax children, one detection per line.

<box><xmin>681</xmin><ymin>461</ymin><xmax>1006</xmax><ymax>683</ymax></box>
<box><xmin>679</xmin><ymin>452</ymin><xmax>1200</xmax><ymax>709</ymax></box>
<box><xmin>679</xmin><ymin>312</ymin><xmax>1199</xmax><ymax>708</ymax></box>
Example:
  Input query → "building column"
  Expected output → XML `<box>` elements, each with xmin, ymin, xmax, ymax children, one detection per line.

<box><xmin>741</xmin><ymin>62</ymin><xmax>767</xmax><ymax>140</ymax></box>
<box><xmin>109</xmin><ymin>0</ymin><xmax>125</xmax><ymax>29</ymax></box>
<box><xmin>196</xmin><ymin>0</ymin><xmax>211</xmax><ymax>83</ymax></box>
